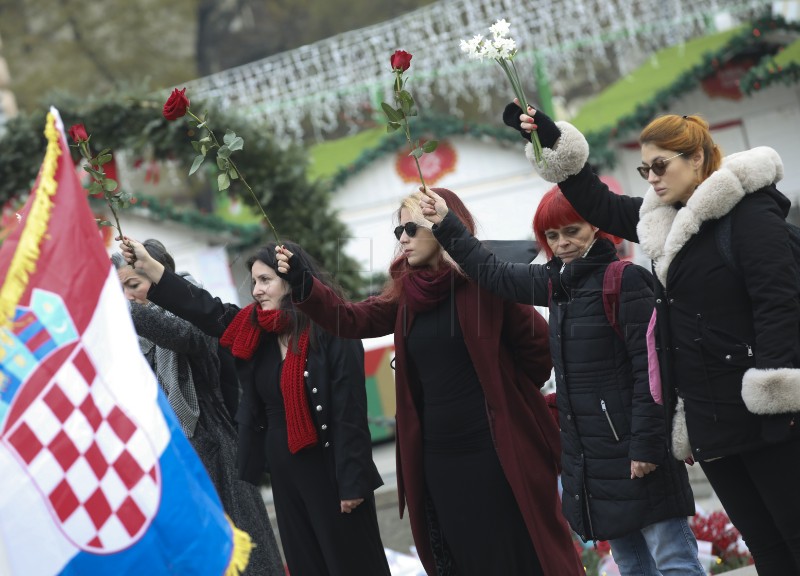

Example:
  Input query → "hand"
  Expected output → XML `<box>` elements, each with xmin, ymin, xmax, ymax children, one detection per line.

<box><xmin>419</xmin><ymin>186</ymin><xmax>449</xmax><ymax>225</ymax></box>
<box><xmin>630</xmin><ymin>460</ymin><xmax>658</xmax><ymax>479</ymax></box>
<box><xmin>117</xmin><ymin>236</ymin><xmax>165</xmax><ymax>283</ymax></box>
<box><xmin>340</xmin><ymin>498</ymin><xmax>364</xmax><ymax>514</ymax></box>
<box><xmin>514</xmin><ymin>98</ymin><xmax>539</xmax><ymax>134</ymax></box>
<box><xmin>275</xmin><ymin>245</ymin><xmax>294</xmax><ymax>276</ymax></box>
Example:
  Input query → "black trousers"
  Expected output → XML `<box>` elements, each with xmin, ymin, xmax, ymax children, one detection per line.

<box><xmin>268</xmin><ymin>433</ymin><xmax>390</xmax><ymax>576</ymax></box>
<box><xmin>700</xmin><ymin>434</ymin><xmax>800</xmax><ymax>576</ymax></box>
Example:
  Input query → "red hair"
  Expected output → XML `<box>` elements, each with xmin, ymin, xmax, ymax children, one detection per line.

<box><xmin>533</xmin><ymin>185</ymin><xmax>621</xmax><ymax>259</ymax></box>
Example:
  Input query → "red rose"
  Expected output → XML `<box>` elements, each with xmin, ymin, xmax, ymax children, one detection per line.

<box><xmin>390</xmin><ymin>50</ymin><xmax>413</xmax><ymax>72</ymax></box>
<box><xmin>163</xmin><ymin>88</ymin><xmax>190</xmax><ymax>121</ymax></box>
<box><xmin>68</xmin><ymin>123</ymin><xmax>89</xmax><ymax>143</ymax></box>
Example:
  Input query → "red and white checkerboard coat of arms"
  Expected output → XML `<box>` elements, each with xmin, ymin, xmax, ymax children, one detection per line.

<box><xmin>2</xmin><ymin>309</ymin><xmax>161</xmax><ymax>554</ymax></box>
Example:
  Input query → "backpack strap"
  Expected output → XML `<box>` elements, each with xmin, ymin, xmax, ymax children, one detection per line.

<box><xmin>603</xmin><ymin>260</ymin><xmax>632</xmax><ymax>339</ymax></box>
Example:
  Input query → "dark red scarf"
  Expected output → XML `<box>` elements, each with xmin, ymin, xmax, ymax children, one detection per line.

<box><xmin>403</xmin><ymin>267</ymin><xmax>463</xmax><ymax>312</ymax></box>
<box><xmin>220</xmin><ymin>304</ymin><xmax>318</xmax><ymax>454</ymax></box>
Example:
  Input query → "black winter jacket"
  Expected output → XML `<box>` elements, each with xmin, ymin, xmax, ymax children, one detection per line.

<box><xmin>147</xmin><ymin>269</ymin><xmax>383</xmax><ymax>500</ymax></box>
<box><xmin>521</xmin><ymin>109</ymin><xmax>800</xmax><ymax>461</ymax></box>
<box><xmin>433</xmin><ymin>216</ymin><xmax>694</xmax><ymax>541</ymax></box>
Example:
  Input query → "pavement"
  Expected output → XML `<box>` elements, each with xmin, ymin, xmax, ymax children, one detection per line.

<box><xmin>262</xmin><ymin>440</ymin><xmax>759</xmax><ymax>575</ymax></box>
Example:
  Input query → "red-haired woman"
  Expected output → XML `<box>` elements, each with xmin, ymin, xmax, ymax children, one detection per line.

<box><xmin>502</xmin><ymin>103</ymin><xmax>800</xmax><ymax>574</ymax></box>
<box><xmin>275</xmin><ymin>188</ymin><xmax>583</xmax><ymax>576</ymax></box>
<box><xmin>422</xmin><ymin>185</ymin><xmax>705</xmax><ymax>576</ymax></box>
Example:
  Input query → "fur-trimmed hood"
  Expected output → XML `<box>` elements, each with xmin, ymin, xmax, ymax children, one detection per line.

<box><xmin>637</xmin><ymin>147</ymin><xmax>784</xmax><ymax>287</ymax></box>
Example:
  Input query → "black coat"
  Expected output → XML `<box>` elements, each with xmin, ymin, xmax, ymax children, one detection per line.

<box><xmin>527</xmin><ymin>113</ymin><xmax>800</xmax><ymax>461</ymax></box>
<box><xmin>147</xmin><ymin>269</ymin><xmax>383</xmax><ymax>500</ymax></box>
<box><xmin>433</xmin><ymin>215</ymin><xmax>694</xmax><ymax>541</ymax></box>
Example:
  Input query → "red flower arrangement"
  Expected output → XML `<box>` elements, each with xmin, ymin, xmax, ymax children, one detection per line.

<box><xmin>690</xmin><ymin>511</ymin><xmax>753</xmax><ymax>573</ymax></box>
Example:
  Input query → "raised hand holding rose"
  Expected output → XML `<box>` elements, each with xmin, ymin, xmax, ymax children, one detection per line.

<box><xmin>382</xmin><ymin>50</ymin><xmax>437</xmax><ymax>189</ymax></box>
<box><xmin>162</xmin><ymin>88</ymin><xmax>280</xmax><ymax>243</ymax></box>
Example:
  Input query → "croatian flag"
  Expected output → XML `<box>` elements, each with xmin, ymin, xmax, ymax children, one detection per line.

<box><xmin>0</xmin><ymin>109</ymin><xmax>250</xmax><ymax>575</ymax></box>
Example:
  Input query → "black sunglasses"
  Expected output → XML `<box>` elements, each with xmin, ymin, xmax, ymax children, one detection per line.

<box><xmin>636</xmin><ymin>152</ymin><xmax>684</xmax><ymax>180</ymax></box>
<box><xmin>394</xmin><ymin>222</ymin><xmax>419</xmax><ymax>240</ymax></box>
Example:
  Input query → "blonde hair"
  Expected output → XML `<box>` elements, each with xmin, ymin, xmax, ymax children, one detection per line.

<box><xmin>380</xmin><ymin>188</ymin><xmax>475</xmax><ymax>301</ymax></box>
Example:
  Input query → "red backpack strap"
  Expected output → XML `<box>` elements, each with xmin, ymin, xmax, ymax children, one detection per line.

<box><xmin>603</xmin><ymin>260</ymin><xmax>632</xmax><ymax>339</ymax></box>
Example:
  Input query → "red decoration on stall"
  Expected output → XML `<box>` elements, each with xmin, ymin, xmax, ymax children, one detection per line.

<box><xmin>395</xmin><ymin>139</ymin><xmax>457</xmax><ymax>185</ymax></box>
<box><xmin>701</xmin><ymin>57</ymin><xmax>757</xmax><ymax>101</ymax></box>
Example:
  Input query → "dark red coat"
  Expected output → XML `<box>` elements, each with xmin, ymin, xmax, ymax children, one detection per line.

<box><xmin>295</xmin><ymin>276</ymin><xmax>584</xmax><ymax>576</ymax></box>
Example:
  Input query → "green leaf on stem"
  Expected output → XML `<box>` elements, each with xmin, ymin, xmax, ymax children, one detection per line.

<box><xmin>409</xmin><ymin>148</ymin><xmax>424</xmax><ymax>159</ymax></box>
<box><xmin>218</xmin><ymin>172</ymin><xmax>230</xmax><ymax>191</ymax></box>
<box><xmin>386</xmin><ymin>122</ymin><xmax>401</xmax><ymax>133</ymax></box>
<box><xmin>228</xmin><ymin>137</ymin><xmax>244</xmax><ymax>152</ymax></box>
<box><xmin>398</xmin><ymin>90</ymin><xmax>414</xmax><ymax>107</ymax></box>
<box><xmin>88</xmin><ymin>181</ymin><xmax>103</xmax><ymax>195</ymax></box>
<box><xmin>216</xmin><ymin>155</ymin><xmax>228</xmax><ymax>170</ymax></box>
<box><xmin>97</xmin><ymin>220</ymin><xmax>112</xmax><ymax>227</ymax></box>
<box><xmin>381</xmin><ymin>102</ymin><xmax>402</xmax><ymax>122</ymax></box>
<box><xmin>189</xmin><ymin>154</ymin><xmax>205</xmax><ymax>176</ymax></box>
<box><xmin>217</xmin><ymin>145</ymin><xmax>232</xmax><ymax>160</ymax></box>
<box><xmin>103</xmin><ymin>179</ymin><xmax>118</xmax><ymax>192</ymax></box>
<box><xmin>422</xmin><ymin>140</ymin><xmax>438</xmax><ymax>153</ymax></box>
<box><xmin>83</xmin><ymin>165</ymin><xmax>103</xmax><ymax>178</ymax></box>
<box><xmin>229</xmin><ymin>168</ymin><xmax>239</xmax><ymax>180</ymax></box>
<box><xmin>191</xmin><ymin>141</ymin><xmax>201</xmax><ymax>153</ymax></box>
<box><xmin>223</xmin><ymin>130</ymin><xmax>236</xmax><ymax>145</ymax></box>
<box><xmin>96</xmin><ymin>154</ymin><xmax>113</xmax><ymax>166</ymax></box>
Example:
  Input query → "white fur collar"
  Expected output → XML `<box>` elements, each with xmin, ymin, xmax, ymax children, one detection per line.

<box><xmin>636</xmin><ymin>147</ymin><xmax>783</xmax><ymax>286</ymax></box>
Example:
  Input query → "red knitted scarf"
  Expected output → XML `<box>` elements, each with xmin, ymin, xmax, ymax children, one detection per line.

<box><xmin>220</xmin><ymin>304</ymin><xmax>318</xmax><ymax>453</ymax></box>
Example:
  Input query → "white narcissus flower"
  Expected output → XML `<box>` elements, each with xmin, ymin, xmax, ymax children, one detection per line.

<box><xmin>461</xmin><ymin>34</ymin><xmax>486</xmax><ymax>60</ymax></box>
<box><xmin>482</xmin><ymin>42</ymin><xmax>500</xmax><ymax>60</ymax></box>
<box><xmin>490</xmin><ymin>19</ymin><xmax>511</xmax><ymax>38</ymax></box>
<box><xmin>492</xmin><ymin>37</ymin><xmax>516</xmax><ymax>59</ymax></box>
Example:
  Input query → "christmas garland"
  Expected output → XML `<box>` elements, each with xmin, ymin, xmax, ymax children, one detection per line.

<box><xmin>582</xmin><ymin>15</ymin><xmax>800</xmax><ymax>169</ymax></box>
<box><xmin>0</xmin><ymin>92</ymin><xmax>364</xmax><ymax>295</ymax></box>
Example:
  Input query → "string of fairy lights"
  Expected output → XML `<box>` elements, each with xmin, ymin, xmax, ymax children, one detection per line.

<box><xmin>181</xmin><ymin>0</ymin><xmax>775</xmax><ymax>142</ymax></box>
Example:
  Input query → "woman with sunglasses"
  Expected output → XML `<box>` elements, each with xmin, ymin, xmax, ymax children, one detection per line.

<box><xmin>503</xmin><ymin>103</ymin><xmax>800</xmax><ymax>574</ymax></box>
<box><xmin>275</xmin><ymin>188</ymin><xmax>584</xmax><ymax>576</ymax></box>
<box><xmin>118</xmin><ymin>240</ymin><xmax>391</xmax><ymax>576</ymax></box>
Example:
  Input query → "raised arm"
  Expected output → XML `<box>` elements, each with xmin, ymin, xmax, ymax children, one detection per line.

<box><xmin>506</xmin><ymin>102</ymin><xmax>643</xmax><ymax>242</ymax></box>
<box><xmin>428</xmin><ymin>208</ymin><xmax>549</xmax><ymax>307</ymax></box>
<box><xmin>275</xmin><ymin>246</ymin><xmax>397</xmax><ymax>340</ymax></box>
<box><xmin>119</xmin><ymin>237</ymin><xmax>240</xmax><ymax>338</ymax></box>
<box><xmin>147</xmin><ymin>268</ymin><xmax>240</xmax><ymax>339</ymax></box>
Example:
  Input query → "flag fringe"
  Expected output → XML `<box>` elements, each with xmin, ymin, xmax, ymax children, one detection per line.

<box><xmin>0</xmin><ymin>112</ymin><xmax>61</xmax><ymax>327</ymax></box>
<box><xmin>224</xmin><ymin>515</ymin><xmax>253</xmax><ymax>576</ymax></box>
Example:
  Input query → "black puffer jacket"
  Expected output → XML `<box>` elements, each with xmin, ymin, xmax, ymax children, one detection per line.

<box><xmin>517</xmin><ymin>107</ymin><xmax>800</xmax><ymax>462</ymax></box>
<box><xmin>433</xmin><ymin>215</ymin><xmax>695</xmax><ymax>541</ymax></box>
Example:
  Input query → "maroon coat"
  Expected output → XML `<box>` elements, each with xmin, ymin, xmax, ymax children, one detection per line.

<box><xmin>295</xmin><ymin>276</ymin><xmax>584</xmax><ymax>576</ymax></box>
